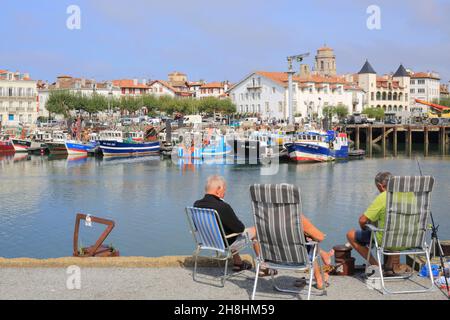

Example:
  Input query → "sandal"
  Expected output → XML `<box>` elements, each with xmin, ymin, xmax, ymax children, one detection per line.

<box><xmin>232</xmin><ymin>260</ymin><xmax>252</xmax><ymax>272</ymax></box>
<box><xmin>313</xmin><ymin>282</ymin><xmax>330</xmax><ymax>290</ymax></box>
<box><xmin>258</xmin><ymin>268</ymin><xmax>278</xmax><ymax>277</ymax></box>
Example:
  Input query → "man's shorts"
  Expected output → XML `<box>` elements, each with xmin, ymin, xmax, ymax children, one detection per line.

<box><xmin>355</xmin><ymin>229</ymin><xmax>372</xmax><ymax>246</ymax></box>
<box><xmin>229</xmin><ymin>228</ymin><xmax>254</xmax><ymax>251</ymax></box>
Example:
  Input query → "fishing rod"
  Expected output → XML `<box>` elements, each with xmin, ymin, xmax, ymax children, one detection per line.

<box><xmin>416</xmin><ymin>158</ymin><xmax>449</xmax><ymax>298</ymax></box>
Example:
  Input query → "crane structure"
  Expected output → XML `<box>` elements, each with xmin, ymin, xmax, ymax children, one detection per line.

<box><xmin>287</xmin><ymin>53</ymin><xmax>310</xmax><ymax>125</ymax></box>
<box><xmin>414</xmin><ymin>99</ymin><xmax>450</xmax><ymax>125</ymax></box>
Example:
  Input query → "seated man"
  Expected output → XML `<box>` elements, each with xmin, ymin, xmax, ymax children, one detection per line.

<box><xmin>299</xmin><ymin>214</ymin><xmax>334</xmax><ymax>290</ymax></box>
<box><xmin>346</xmin><ymin>171</ymin><xmax>400</xmax><ymax>272</ymax></box>
<box><xmin>194</xmin><ymin>175</ymin><xmax>273</xmax><ymax>276</ymax></box>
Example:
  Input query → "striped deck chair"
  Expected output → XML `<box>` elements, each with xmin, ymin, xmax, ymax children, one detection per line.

<box><xmin>365</xmin><ymin>176</ymin><xmax>436</xmax><ymax>294</ymax></box>
<box><xmin>185</xmin><ymin>207</ymin><xmax>253</xmax><ymax>287</ymax></box>
<box><xmin>249</xmin><ymin>183</ymin><xmax>326</xmax><ymax>300</ymax></box>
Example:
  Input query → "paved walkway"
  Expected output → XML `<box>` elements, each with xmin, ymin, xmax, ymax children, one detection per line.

<box><xmin>0</xmin><ymin>266</ymin><xmax>446</xmax><ymax>300</ymax></box>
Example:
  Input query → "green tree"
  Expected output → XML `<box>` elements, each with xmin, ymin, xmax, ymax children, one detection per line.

<box><xmin>119</xmin><ymin>96</ymin><xmax>142</xmax><ymax>115</ymax></box>
<box><xmin>84</xmin><ymin>93</ymin><xmax>108</xmax><ymax>117</ymax></box>
<box><xmin>334</xmin><ymin>104</ymin><xmax>349</xmax><ymax>120</ymax></box>
<box><xmin>434</xmin><ymin>97</ymin><xmax>450</xmax><ymax>108</ymax></box>
<box><xmin>363</xmin><ymin>107</ymin><xmax>385</xmax><ymax>120</ymax></box>
<box><xmin>46</xmin><ymin>90</ymin><xmax>77</xmax><ymax>118</ymax></box>
<box><xmin>142</xmin><ymin>94</ymin><xmax>160</xmax><ymax>116</ymax></box>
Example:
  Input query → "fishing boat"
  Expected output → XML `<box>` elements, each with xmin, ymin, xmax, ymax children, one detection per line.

<box><xmin>46</xmin><ymin>131</ymin><xmax>69</xmax><ymax>155</ymax></box>
<box><xmin>176</xmin><ymin>133</ymin><xmax>231</xmax><ymax>159</ymax></box>
<box><xmin>65</xmin><ymin>140</ymin><xmax>96</xmax><ymax>155</ymax></box>
<box><xmin>0</xmin><ymin>136</ymin><xmax>14</xmax><ymax>153</ymax></box>
<box><xmin>11</xmin><ymin>138</ymin><xmax>32</xmax><ymax>153</ymax></box>
<box><xmin>285</xmin><ymin>130</ymin><xmax>348</xmax><ymax>162</ymax></box>
<box><xmin>98</xmin><ymin>140</ymin><xmax>160</xmax><ymax>157</ymax></box>
<box><xmin>124</xmin><ymin>131</ymin><xmax>144</xmax><ymax>142</ymax></box>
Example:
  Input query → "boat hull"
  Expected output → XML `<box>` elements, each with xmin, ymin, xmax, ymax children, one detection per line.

<box><xmin>12</xmin><ymin>139</ymin><xmax>32</xmax><ymax>152</ymax></box>
<box><xmin>286</xmin><ymin>143</ymin><xmax>334</xmax><ymax>162</ymax></box>
<box><xmin>47</xmin><ymin>142</ymin><xmax>68</xmax><ymax>155</ymax></box>
<box><xmin>285</xmin><ymin>142</ymin><xmax>349</xmax><ymax>162</ymax></box>
<box><xmin>65</xmin><ymin>141</ymin><xmax>95</xmax><ymax>155</ymax></box>
<box><xmin>99</xmin><ymin>141</ymin><xmax>160</xmax><ymax>157</ymax></box>
<box><xmin>0</xmin><ymin>141</ymin><xmax>15</xmax><ymax>153</ymax></box>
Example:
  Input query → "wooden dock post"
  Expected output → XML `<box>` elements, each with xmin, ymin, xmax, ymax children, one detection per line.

<box><xmin>367</xmin><ymin>125</ymin><xmax>372</xmax><ymax>157</ymax></box>
<box><xmin>406</xmin><ymin>126</ymin><xmax>412</xmax><ymax>156</ymax></box>
<box><xmin>355</xmin><ymin>126</ymin><xmax>360</xmax><ymax>150</ymax></box>
<box><xmin>382</xmin><ymin>125</ymin><xmax>386</xmax><ymax>157</ymax></box>
<box><xmin>440</xmin><ymin>126</ymin><xmax>446</xmax><ymax>155</ymax></box>
<box><xmin>393</xmin><ymin>126</ymin><xmax>398</xmax><ymax>157</ymax></box>
<box><xmin>424</xmin><ymin>126</ymin><xmax>429</xmax><ymax>157</ymax></box>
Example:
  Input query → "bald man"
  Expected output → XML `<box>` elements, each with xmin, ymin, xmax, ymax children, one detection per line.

<box><xmin>194</xmin><ymin>175</ymin><xmax>262</xmax><ymax>273</ymax></box>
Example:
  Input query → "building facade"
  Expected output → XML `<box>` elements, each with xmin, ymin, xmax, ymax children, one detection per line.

<box><xmin>38</xmin><ymin>75</ymin><xmax>122</xmax><ymax>118</ymax></box>
<box><xmin>197</xmin><ymin>82</ymin><xmax>230</xmax><ymax>99</ymax></box>
<box><xmin>112</xmin><ymin>79</ymin><xmax>149</xmax><ymax>96</ymax></box>
<box><xmin>441</xmin><ymin>84</ymin><xmax>449</xmax><ymax>99</ymax></box>
<box><xmin>409</xmin><ymin>72</ymin><xmax>441</xmax><ymax>103</ymax></box>
<box><xmin>300</xmin><ymin>46</ymin><xmax>337</xmax><ymax>77</ymax></box>
<box><xmin>229</xmin><ymin>71</ymin><xmax>364</xmax><ymax>121</ymax></box>
<box><xmin>355</xmin><ymin>61</ymin><xmax>410</xmax><ymax>113</ymax></box>
<box><xmin>0</xmin><ymin>70</ymin><xmax>38</xmax><ymax>125</ymax></box>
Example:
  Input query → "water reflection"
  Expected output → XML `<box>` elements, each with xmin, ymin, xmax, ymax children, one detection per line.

<box><xmin>0</xmin><ymin>153</ymin><xmax>449</xmax><ymax>259</ymax></box>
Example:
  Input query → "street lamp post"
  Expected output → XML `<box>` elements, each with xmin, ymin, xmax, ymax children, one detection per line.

<box><xmin>286</xmin><ymin>52</ymin><xmax>309</xmax><ymax>125</ymax></box>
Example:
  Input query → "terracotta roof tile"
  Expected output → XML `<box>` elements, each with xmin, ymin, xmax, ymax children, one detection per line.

<box><xmin>200</xmin><ymin>82</ymin><xmax>224</xmax><ymax>89</ymax></box>
<box><xmin>410</xmin><ymin>72</ymin><xmax>440</xmax><ymax>80</ymax></box>
<box><xmin>112</xmin><ymin>79</ymin><xmax>149</xmax><ymax>89</ymax></box>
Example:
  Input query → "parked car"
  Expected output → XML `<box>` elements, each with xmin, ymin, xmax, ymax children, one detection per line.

<box><xmin>384</xmin><ymin>112</ymin><xmax>399</xmax><ymax>124</ymax></box>
<box><xmin>347</xmin><ymin>113</ymin><xmax>365</xmax><ymax>124</ymax></box>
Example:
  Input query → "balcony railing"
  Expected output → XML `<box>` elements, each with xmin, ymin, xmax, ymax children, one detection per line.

<box><xmin>246</xmin><ymin>84</ymin><xmax>262</xmax><ymax>90</ymax></box>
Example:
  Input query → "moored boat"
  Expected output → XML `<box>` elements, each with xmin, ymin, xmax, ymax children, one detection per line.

<box><xmin>177</xmin><ymin>134</ymin><xmax>231</xmax><ymax>159</ymax></box>
<box><xmin>11</xmin><ymin>138</ymin><xmax>32</xmax><ymax>153</ymax></box>
<box><xmin>285</xmin><ymin>130</ymin><xmax>348</xmax><ymax>162</ymax></box>
<box><xmin>0</xmin><ymin>139</ymin><xmax>15</xmax><ymax>153</ymax></box>
<box><xmin>65</xmin><ymin>141</ymin><xmax>96</xmax><ymax>155</ymax></box>
<box><xmin>98</xmin><ymin>140</ymin><xmax>160</xmax><ymax>157</ymax></box>
<box><xmin>46</xmin><ymin>131</ymin><xmax>69</xmax><ymax>155</ymax></box>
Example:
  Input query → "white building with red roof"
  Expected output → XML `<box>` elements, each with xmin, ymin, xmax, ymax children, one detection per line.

<box><xmin>228</xmin><ymin>70</ymin><xmax>365</xmax><ymax>121</ymax></box>
<box><xmin>148</xmin><ymin>80</ymin><xmax>193</xmax><ymax>98</ymax></box>
<box><xmin>409</xmin><ymin>71</ymin><xmax>441</xmax><ymax>103</ymax></box>
<box><xmin>112</xmin><ymin>79</ymin><xmax>149</xmax><ymax>96</ymax></box>
<box><xmin>196</xmin><ymin>81</ymin><xmax>230</xmax><ymax>99</ymax></box>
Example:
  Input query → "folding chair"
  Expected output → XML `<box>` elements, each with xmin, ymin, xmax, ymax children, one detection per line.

<box><xmin>185</xmin><ymin>207</ymin><xmax>253</xmax><ymax>287</ymax></box>
<box><xmin>249</xmin><ymin>183</ymin><xmax>326</xmax><ymax>300</ymax></box>
<box><xmin>365</xmin><ymin>176</ymin><xmax>436</xmax><ymax>294</ymax></box>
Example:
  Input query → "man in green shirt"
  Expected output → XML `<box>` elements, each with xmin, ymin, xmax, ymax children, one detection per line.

<box><xmin>346</xmin><ymin>172</ymin><xmax>392</xmax><ymax>266</ymax></box>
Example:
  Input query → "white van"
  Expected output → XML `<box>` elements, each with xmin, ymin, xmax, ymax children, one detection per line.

<box><xmin>183</xmin><ymin>115</ymin><xmax>202</xmax><ymax>124</ymax></box>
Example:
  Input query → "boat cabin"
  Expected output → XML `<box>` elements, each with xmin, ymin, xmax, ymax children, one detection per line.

<box><xmin>124</xmin><ymin>131</ymin><xmax>144</xmax><ymax>142</ymax></box>
<box><xmin>98</xmin><ymin>131</ymin><xmax>123</xmax><ymax>142</ymax></box>
<box><xmin>32</xmin><ymin>131</ymin><xmax>52</xmax><ymax>142</ymax></box>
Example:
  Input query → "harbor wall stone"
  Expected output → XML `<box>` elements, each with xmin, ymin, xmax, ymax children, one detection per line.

<box><xmin>0</xmin><ymin>254</ymin><xmax>254</xmax><ymax>268</ymax></box>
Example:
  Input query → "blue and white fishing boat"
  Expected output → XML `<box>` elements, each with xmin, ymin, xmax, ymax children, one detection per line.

<box><xmin>285</xmin><ymin>130</ymin><xmax>348</xmax><ymax>162</ymax></box>
<box><xmin>65</xmin><ymin>140</ymin><xmax>96</xmax><ymax>155</ymax></box>
<box><xmin>176</xmin><ymin>134</ymin><xmax>231</xmax><ymax>159</ymax></box>
<box><xmin>98</xmin><ymin>140</ymin><xmax>160</xmax><ymax>157</ymax></box>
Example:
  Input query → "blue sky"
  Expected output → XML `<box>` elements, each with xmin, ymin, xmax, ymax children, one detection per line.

<box><xmin>1</xmin><ymin>0</ymin><xmax>449</xmax><ymax>83</ymax></box>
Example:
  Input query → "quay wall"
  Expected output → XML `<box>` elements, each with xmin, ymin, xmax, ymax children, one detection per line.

<box><xmin>0</xmin><ymin>255</ymin><xmax>254</xmax><ymax>268</ymax></box>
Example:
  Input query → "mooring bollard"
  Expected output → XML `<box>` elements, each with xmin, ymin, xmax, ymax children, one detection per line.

<box><xmin>73</xmin><ymin>213</ymin><xmax>119</xmax><ymax>257</ymax></box>
<box><xmin>333</xmin><ymin>244</ymin><xmax>355</xmax><ymax>276</ymax></box>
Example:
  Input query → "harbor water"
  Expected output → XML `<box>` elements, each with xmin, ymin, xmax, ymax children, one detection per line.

<box><xmin>0</xmin><ymin>150</ymin><xmax>449</xmax><ymax>259</ymax></box>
